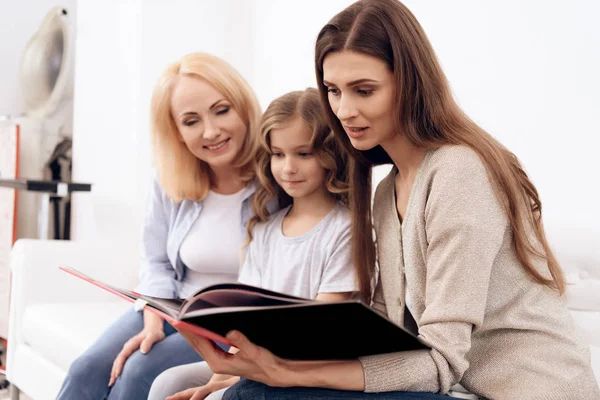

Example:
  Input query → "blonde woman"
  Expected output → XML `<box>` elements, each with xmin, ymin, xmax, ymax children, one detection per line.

<box><xmin>57</xmin><ymin>52</ymin><xmax>271</xmax><ymax>400</ymax></box>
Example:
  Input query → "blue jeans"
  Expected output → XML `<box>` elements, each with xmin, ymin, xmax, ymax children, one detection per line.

<box><xmin>223</xmin><ymin>379</ymin><xmax>453</xmax><ymax>399</ymax></box>
<box><xmin>56</xmin><ymin>308</ymin><xmax>203</xmax><ymax>400</ymax></box>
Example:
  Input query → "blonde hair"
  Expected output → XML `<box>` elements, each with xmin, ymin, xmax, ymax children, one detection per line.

<box><xmin>150</xmin><ymin>52</ymin><xmax>262</xmax><ymax>202</ymax></box>
<box><xmin>245</xmin><ymin>88</ymin><xmax>349</xmax><ymax>245</ymax></box>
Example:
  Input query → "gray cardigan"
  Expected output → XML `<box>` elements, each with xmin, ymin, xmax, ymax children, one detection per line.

<box><xmin>359</xmin><ymin>146</ymin><xmax>599</xmax><ymax>399</ymax></box>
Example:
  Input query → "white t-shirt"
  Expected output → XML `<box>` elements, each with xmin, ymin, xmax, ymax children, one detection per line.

<box><xmin>179</xmin><ymin>189</ymin><xmax>246</xmax><ymax>298</ymax></box>
<box><xmin>238</xmin><ymin>202</ymin><xmax>358</xmax><ymax>299</ymax></box>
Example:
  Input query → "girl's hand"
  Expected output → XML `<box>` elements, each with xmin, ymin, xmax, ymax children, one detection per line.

<box><xmin>178</xmin><ymin>329</ymin><xmax>290</xmax><ymax>387</ymax></box>
<box><xmin>166</xmin><ymin>375</ymin><xmax>240</xmax><ymax>400</ymax></box>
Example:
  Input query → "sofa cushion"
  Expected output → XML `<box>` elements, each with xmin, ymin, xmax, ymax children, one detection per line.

<box><xmin>22</xmin><ymin>302</ymin><xmax>132</xmax><ymax>371</ymax></box>
<box><xmin>570</xmin><ymin>310</ymin><xmax>600</xmax><ymax>347</ymax></box>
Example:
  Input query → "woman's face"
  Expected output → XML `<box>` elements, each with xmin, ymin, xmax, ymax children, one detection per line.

<box><xmin>170</xmin><ymin>75</ymin><xmax>247</xmax><ymax>170</ymax></box>
<box><xmin>323</xmin><ymin>50</ymin><xmax>396</xmax><ymax>151</ymax></box>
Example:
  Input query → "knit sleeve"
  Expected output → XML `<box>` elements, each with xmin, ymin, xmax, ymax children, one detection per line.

<box><xmin>360</xmin><ymin>148</ymin><xmax>509</xmax><ymax>393</ymax></box>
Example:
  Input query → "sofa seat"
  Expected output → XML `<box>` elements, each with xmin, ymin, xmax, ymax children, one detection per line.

<box><xmin>22</xmin><ymin>302</ymin><xmax>132</xmax><ymax>372</ymax></box>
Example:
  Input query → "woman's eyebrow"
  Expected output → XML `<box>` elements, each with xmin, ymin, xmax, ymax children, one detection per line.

<box><xmin>323</xmin><ymin>78</ymin><xmax>378</xmax><ymax>87</ymax></box>
<box><xmin>179</xmin><ymin>99</ymin><xmax>227</xmax><ymax>118</ymax></box>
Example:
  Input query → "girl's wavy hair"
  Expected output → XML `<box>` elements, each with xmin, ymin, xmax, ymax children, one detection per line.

<box><xmin>245</xmin><ymin>88</ymin><xmax>350</xmax><ymax>244</ymax></box>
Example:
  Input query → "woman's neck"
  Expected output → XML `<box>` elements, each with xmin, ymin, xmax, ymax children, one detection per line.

<box><xmin>210</xmin><ymin>165</ymin><xmax>245</xmax><ymax>194</ymax></box>
<box><xmin>381</xmin><ymin>134</ymin><xmax>427</xmax><ymax>179</ymax></box>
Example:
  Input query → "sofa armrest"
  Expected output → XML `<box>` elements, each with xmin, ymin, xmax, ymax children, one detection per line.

<box><xmin>9</xmin><ymin>239</ymin><xmax>140</xmax><ymax>307</ymax></box>
<box><xmin>7</xmin><ymin>239</ymin><xmax>140</xmax><ymax>382</ymax></box>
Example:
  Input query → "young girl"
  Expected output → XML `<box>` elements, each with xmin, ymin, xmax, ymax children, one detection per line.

<box><xmin>179</xmin><ymin>1</ymin><xmax>600</xmax><ymax>399</ymax></box>
<box><xmin>148</xmin><ymin>88</ymin><xmax>360</xmax><ymax>400</ymax></box>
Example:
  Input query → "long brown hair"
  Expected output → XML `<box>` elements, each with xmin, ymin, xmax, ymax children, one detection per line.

<box><xmin>246</xmin><ymin>88</ymin><xmax>350</xmax><ymax>245</ymax></box>
<box><xmin>315</xmin><ymin>0</ymin><xmax>566</xmax><ymax>302</ymax></box>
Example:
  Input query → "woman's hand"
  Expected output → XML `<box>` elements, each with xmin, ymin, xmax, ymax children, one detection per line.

<box><xmin>108</xmin><ymin>310</ymin><xmax>165</xmax><ymax>386</ymax></box>
<box><xmin>178</xmin><ymin>328</ymin><xmax>365</xmax><ymax>391</ymax></box>
<box><xmin>166</xmin><ymin>374</ymin><xmax>240</xmax><ymax>400</ymax></box>
<box><xmin>178</xmin><ymin>329</ymin><xmax>290</xmax><ymax>387</ymax></box>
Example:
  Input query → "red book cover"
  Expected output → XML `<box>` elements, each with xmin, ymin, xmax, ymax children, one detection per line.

<box><xmin>59</xmin><ymin>266</ymin><xmax>232</xmax><ymax>346</ymax></box>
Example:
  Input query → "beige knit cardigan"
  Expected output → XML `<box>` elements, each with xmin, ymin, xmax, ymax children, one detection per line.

<box><xmin>359</xmin><ymin>146</ymin><xmax>600</xmax><ymax>399</ymax></box>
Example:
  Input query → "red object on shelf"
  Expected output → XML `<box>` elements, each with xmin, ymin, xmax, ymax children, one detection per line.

<box><xmin>13</xmin><ymin>124</ymin><xmax>20</xmax><ymax>245</ymax></box>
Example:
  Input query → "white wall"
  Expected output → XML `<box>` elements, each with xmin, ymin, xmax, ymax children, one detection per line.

<box><xmin>250</xmin><ymin>0</ymin><xmax>355</xmax><ymax>108</ymax></box>
<box><xmin>403</xmin><ymin>0</ymin><xmax>600</xmax><ymax>231</ymax></box>
<box><xmin>70</xmin><ymin>1</ymin><xmax>599</xmax><ymax>247</ymax></box>
<box><xmin>70</xmin><ymin>0</ymin><xmax>143</xmax><ymax>244</ymax></box>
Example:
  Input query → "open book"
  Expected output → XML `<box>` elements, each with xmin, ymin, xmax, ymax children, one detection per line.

<box><xmin>60</xmin><ymin>266</ymin><xmax>427</xmax><ymax>360</ymax></box>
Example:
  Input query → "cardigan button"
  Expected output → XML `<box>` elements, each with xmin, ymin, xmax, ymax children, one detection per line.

<box><xmin>397</xmin><ymin>298</ymin><xmax>403</xmax><ymax>307</ymax></box>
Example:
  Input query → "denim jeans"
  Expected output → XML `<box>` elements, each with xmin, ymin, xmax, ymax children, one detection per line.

<box><xmin>222</xmin><ymin>379</ymin><xmax>454</xmax><ymax>400</ymax></box>
<box><xmin>56</xmin><ymin>308</ymin><xmax>203</xmax><ymax>400</ymax></box>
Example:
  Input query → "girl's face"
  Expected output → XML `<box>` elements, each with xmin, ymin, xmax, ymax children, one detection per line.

<box><xmin>170</xmin><ymin>75</ymin><xmax>247</xmax><ymax>170</ymax></box>
<box><xmin>269</xmin><ymin>117</ymin><xmax>327</xmax><ymax>201</ymax></box>
<box><xmin>322</xmin><ymin>50</ymin><xmax>397</xmax><ymax>151</ymax></box>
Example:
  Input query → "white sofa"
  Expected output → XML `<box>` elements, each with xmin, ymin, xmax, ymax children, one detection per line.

<box><xmin>7</xmin><ymin>239</ymin><xmax>139</xmax><ymax>400</ymax></box>
<box><xmin>6</xmin><ymin>223</ymin><xmax>600</xmax><ymax>399</ymax></box>
<box><xmin>543</xmin><ymin>220</ymin><xmax>600</xmax><ymax>383</ymax></box>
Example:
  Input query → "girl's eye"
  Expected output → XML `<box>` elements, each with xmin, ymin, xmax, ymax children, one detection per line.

<box><xmin>183</xmin><ymin>120</ymin><xmax>199</xmax><ymax>127</ymax></box>
<box><xmin>216</xmin><ymin>107</ymin><xmax>230</xmax><ymax>115</ymax></box>
<box><xmin>299</xmin><ymin>152</ymin><xmax>312</xmax><ymax>157</ymax></box>
<box><xmin>327</xmin><ymin>88</ymin><xmax>340</xmax><ymax>96</ymax></box>
<box><xmin>271</xmin><ymin>152</ymin><xmax>283</xmax><ymax>158</ymax></box>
